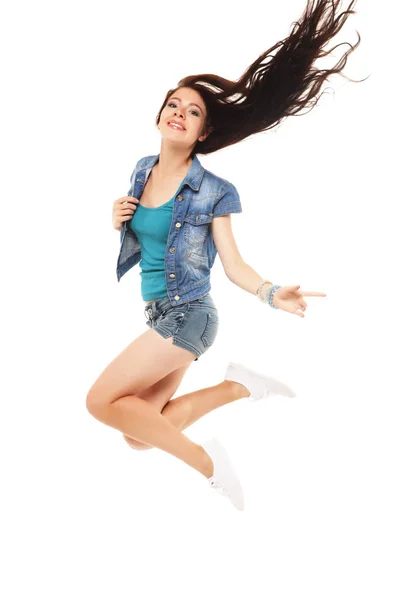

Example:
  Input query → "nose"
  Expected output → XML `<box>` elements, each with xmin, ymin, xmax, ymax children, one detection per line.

<box><xmin>174</xmin><ymin>108</ymin><xmax>184</xmax><ymax>118</ymax></box>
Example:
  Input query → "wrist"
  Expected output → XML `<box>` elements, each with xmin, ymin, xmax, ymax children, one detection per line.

<box><xmin>256</xmin><ymin>278</ymin><xmax>281</xmax><ymax>309</ymax></box>
<box><xmin>256</xmin><ymin>279</ymin><xmax>272</xmax><ymax>296</ymax></box>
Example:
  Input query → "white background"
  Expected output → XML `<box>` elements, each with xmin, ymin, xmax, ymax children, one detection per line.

<box><xmin>2</xmin><ymin>1</ymin><xmax>398</xmax><ymax>599</ymax></box>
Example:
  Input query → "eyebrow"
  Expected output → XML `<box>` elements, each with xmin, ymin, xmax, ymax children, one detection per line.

<box><xmin>169</xmin><ymin>97</ymin><xmax>204</xmax><ymax>115</ymax></box>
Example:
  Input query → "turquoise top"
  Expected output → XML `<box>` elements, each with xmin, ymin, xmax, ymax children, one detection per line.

<box><xmin>129</xmin><ymin>195</ymin><xmax>175</xmax><ymax>301</ymax></box>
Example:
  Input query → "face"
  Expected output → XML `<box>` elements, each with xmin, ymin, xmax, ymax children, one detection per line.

<box><xmin>158</xmin><ymin>87</ymin><xmax>210</xmax><ymax>149</ymax></box>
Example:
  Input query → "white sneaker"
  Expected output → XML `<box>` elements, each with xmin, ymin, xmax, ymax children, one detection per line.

<box><xmin>202</xmin><ymin>437</ymin><xmax>244</xmax><ymax>511</ymax></box>
<box><xmin>225</xmin><ymin>361</ymin><xmax>296</xmax><ymax>401</ymax></box>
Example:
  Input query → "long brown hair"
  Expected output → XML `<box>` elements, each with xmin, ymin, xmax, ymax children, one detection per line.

<box><xmin>155</xmin><ymin>0</ymin><xmax>367</xmax><ymax>158</ymax></box>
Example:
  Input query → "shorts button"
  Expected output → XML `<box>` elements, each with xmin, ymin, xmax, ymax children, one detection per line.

<box><xmin>174</xmin><ymin>295</ymin><xmax>180</xmax><ymax>300</ymax></box>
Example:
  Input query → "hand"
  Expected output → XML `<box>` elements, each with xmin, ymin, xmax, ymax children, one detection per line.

<box><xmin>112</xmin><ymin>196</ymin><xmax>139</xmax><ymax>231</ymax></box>
<box><xmin>272</xmin><ymin>285</ymin><xmax>326</xmax><ymax>318</ymax></box>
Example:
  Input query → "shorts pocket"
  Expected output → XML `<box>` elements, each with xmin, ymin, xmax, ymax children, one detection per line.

<box><xmin>158</xmin><ymin>305</ymin><xmax>188</xmax><ymax>335</ymax></box>
<box><xmin>201</xmin><ymin>311</ymin><xmax>219</xmax><ymax>349</ymax></box>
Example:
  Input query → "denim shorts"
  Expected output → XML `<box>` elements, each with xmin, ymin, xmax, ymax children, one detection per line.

<box><xmin>144</xmin><ymin>292</ymin><xmax>219</xmax><ymax>361</ymax></box>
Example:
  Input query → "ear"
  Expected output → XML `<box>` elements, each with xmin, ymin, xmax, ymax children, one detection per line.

<box><xmin>198</xmin><ymin>127</ymin><xmax>213</xmax><ymax>143</ymax></box>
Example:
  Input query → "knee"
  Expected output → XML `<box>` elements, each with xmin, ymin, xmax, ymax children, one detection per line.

<box><xmin>86</xmin><ymin>390</ymin><xmax>108</xmax><ymax>421</ymax></box>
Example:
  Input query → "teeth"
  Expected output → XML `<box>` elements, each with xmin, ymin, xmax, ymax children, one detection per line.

<box><xmin>169</xmin><ymin>122</ymin><xmax>184</xmax><ymax>130</ymax></box>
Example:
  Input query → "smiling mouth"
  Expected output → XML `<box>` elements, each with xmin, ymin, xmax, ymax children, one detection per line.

<box><xmin>168</xmin><ymin>122</ymin><xmax>185</xmax><ymax>131</ymax></box>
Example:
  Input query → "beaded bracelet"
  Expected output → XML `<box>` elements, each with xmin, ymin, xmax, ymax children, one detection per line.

<box><xmin>256</xmin><ymin>279</ymin><xmax>281</xmax><ymax>310</ymax></box>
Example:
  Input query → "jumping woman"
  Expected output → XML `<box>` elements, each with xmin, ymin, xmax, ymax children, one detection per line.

<box><xmin>87</xmin><ymin>0</ymin><xmax>363</xmax><ymax>510</ymax></box>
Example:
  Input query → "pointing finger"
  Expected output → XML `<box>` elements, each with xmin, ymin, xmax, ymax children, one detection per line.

<box><xmin>299</xmin><ymin>291</ymin><xmax>326</xmax><ymax>297</ymax></box>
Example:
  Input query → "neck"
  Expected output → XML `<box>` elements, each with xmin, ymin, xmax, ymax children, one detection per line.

<box><xmin>155</xmin><ymin>142</ymin><xmax>194</xmax><ymax>179</ymax></box>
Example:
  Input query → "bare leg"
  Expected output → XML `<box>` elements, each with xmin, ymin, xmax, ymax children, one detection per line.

<box><xmin>163</xmin><ymin>380</ymin><xmax>250</xmax><ymax>429</ymax></box>
<box><xmin>124</xmin><ymin>380</ymin><xmax>250</xmax><ymax>450</ymax></box>
<box><xmin>92</xmin><ymin>395</ymin><xmax>220</xmax><ymax>478</ymax></box>
<box><xmin>89</xmin><ymin>395</ymin><xmax>215</xmax><ymax>478</ymax></box>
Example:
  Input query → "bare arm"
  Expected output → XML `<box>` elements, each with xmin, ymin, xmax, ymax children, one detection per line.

<box><xmin>211</xmin><ymin>215</ymin><xmax>271</xmax><ymax>295</ymax></box>
<box><xmin>227</xmin><ymin>261</ymin><xmax>271</xmax><ymax>296</ymax></box>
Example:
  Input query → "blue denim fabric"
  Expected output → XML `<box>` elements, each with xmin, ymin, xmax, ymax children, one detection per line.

<box><xmin>116</xmin><ymin>153</ymin><xmax>242</xmax><ymax>307</ymax></box>
<box><xmin>144</xmin><ymin>292</ymin><xmax>219</xmax><ymax>361</ymax></box>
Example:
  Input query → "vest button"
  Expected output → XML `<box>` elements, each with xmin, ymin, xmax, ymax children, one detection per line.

<box><xmin>175</xmin><ymin>222</ymin><xmax>181</xmax><ymax>228</ymax></box>
<box><xmin>169</xmin><ymin>273</ymin><xmax>175</xmax><ymax>278</ymax></box>
<box><xmin>177</xmin><ymin>195</ymin><xmax>183</xmax><ymax>201</ymax></box>
<box><xmin>174</xmin><ymin>295</ymin><xmax>180</xmax><ymax>300</ymax></box>
<box><xmin>169</xmin><ymin>248</ymin><xmax>175</xmax><ymax>253</ymax></box>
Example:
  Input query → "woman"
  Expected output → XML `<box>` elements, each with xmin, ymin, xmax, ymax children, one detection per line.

<box><xmin>87</xmin><ymin>0</ymin><xmax>363</xmax><ymax>511</ymax></box>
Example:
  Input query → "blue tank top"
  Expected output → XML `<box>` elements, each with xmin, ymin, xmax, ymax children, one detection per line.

<box><xmin>129</xmin><ymin>196</ymin><xmax>175</xmax><ymax>301</ymax></box>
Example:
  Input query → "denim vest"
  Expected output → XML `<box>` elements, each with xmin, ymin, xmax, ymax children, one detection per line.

<box><xmin>116</xmin><ymin>153</ymin><xmax>242</xmax><ymax>307</ymax></box>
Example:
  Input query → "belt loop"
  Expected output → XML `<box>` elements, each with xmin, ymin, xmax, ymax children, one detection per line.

<box><xmin>145</xmin><ymin>303</ymin><xmax>153</xmax><ymax>319</ymax></box>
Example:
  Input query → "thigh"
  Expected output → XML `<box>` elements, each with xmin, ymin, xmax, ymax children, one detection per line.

<box><xmin>86</xmin><ymin>328</ymin><xmax>195</xmax><ymax>413</ymax></box>
<box><xmin>139</xmin><ymin>361</ymin><xmax>191</xmax><ymax>411</ymax></box>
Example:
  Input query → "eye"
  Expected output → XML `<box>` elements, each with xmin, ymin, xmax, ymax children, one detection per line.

<box><xmin>167</xmin><ymin>102</ymin><xmax>200</xmax><ymax>117</ymax></box>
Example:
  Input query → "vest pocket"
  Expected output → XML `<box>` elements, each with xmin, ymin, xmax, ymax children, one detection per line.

<box><xmin>183</xmin><ymin>212</ymin><xmax>213</xmax><ymax>245</ymax></box>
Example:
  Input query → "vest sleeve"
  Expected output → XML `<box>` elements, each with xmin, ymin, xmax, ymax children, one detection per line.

<box><xmin>213</xmin><ymin>182</ymin><xmax>242</xmax><ymax>217</ymax></box>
